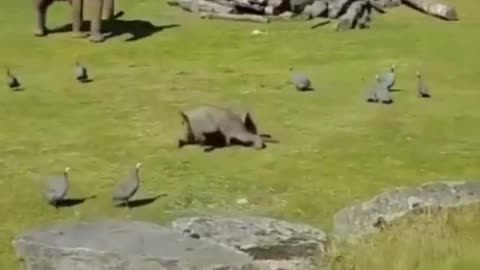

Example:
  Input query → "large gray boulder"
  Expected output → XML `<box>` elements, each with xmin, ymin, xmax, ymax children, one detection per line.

<box><xmin>13</xmin><ymin>220</ymin><xmax>254</xmax><ymax>270</ymax></box>
<box><xmin>172</xmin><ymin>216</ymin><xmax>328</xmax><ymax>270</ymax></box>
<box><xmin>334</xmin><ymin>181</ymin><xmax>480</xmax><ymax>241</ymax></box>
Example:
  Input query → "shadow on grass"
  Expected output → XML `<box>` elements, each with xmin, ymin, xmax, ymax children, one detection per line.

<box><xmin>389</xmin><ymin>88</ymin><xmax>404</xmax><ymax>92</ymax></box>
<box><xmin>55</xmin><ymin>195</ymin><xmax>97</xmax><ymax>208</ymax></box>
<box><xmin>115</xmin><ymin>194</ymin><xmax>167</xmax><ymax>208</ymax></box>
<box><xmin>49</xmin><ymin>11</ymin><xmax>180</xmax><ymax>42</ymax></box>
<box><xmin>78</xmin><ymin>78</ymin><xmax>94</xmax><ymax>84</ymax></box>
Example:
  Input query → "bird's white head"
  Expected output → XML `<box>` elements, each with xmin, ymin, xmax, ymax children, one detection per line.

<box><xmin>416</xmin><ymin>71</ymin><xmax>421</xmax><ymax>77</ymax></box>
<box><xmin>135</xmin><ymin>162</ymin><xmax>142</xmax><ymax>169</ymax></box>
<box><xmin>64</xmin><ymin>167</ymin><xmax>71</xmax><ymax>174</ymax></box>
<box><xmin>375</xmin><ymin>74</ymin><xmax>380</xmax><ymax>80</ymax></box>
<box><xmin>391</xmin><ymin>64</ymin><xmax>396</xmax><ymax>71</ymax></box>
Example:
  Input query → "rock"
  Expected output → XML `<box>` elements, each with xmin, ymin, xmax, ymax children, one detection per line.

<box><xmin>172</xmin><ymin>216</ymin><xmax>328</xmax><ymax>269</ymax></box>
<box><xmin>334</xmin><ymin>181</ymin><xmax>480</xmax><ymax>241</ymax></box>
<box><xmin>13</xmin><ymin>220</ymin><xmax>254</xmax><ymax>270</ymax></box>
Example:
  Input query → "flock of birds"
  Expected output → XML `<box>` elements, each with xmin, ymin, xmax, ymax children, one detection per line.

<box><xmin>7</xmin><ymin>62</ymin><xmax>430</xmax><ymax>103</ymax></box>
<box><xmin>45</xmin><ymin>163</ymin><xmax>143</xmax><ymax>209</ymax></box>
<box><xmin>290</xmin><ymin>64</ymin><xmax>432</xmax><ymax>103</ymax></box>
<box><xmin>5</xmin><ymin>62</ymin><xmax>430</xmax><ymax>209</ymax></box>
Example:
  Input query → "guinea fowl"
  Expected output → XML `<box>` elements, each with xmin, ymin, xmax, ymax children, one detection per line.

<box><xmin>375</xmin><ymin>74</ymin><xmax>393</xmax><ymax>104</ymax></box>
<box><xmin>416</xmin><ymin>71</ymin><xmax>431</xmax><ymax>98</ymax></box>
<box><xmin>6</xmin><ymin>68</ymin><xmax>21</xmax><ymax>90</ymax></box>
<box><xmin>365</xmin><ymin>75</ymin><xmax>379</xmax><ymax>103</ymax></box>
<box><xmin>44</xmin><ymin>167</ymin><xmax>70</xmax><ymax>208</ymax></box>
<box><xmin>290</xmin><ymin>67</ymin><xmax>313</xmax><ymax>91</ymax></box>
<box><xmin>378</xmin><ymin>64</ymin><xmax>396</xmax><ymax>90</ymax></box>
<box><xmin>75</xmin><ymin>61</ymin><xmax>89</xmax><ymax>83</ymax></box>
<box><xmin>112</xmin><ymin>162</ymin><xmax>142</xmax><ymax>207</ymax></box>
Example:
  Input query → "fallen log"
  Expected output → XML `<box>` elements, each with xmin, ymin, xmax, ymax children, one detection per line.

<box><xmin>335</xmin><ymin>0</ymin><xmax>366</xmax><ymax>31</ymax></box>
<box><xmin>356</xmin><ymin>5</ymin><xmax>370</xmax><ymax>28</ymax></box>
<box><xmin>401</xmin><ymin>0</ymin><xmax>458</xmax><ymax>20</ymax></box>
<box><xmin>328</xmin><ymin>0</ymin><xmax>356</xmax><ymax>18</ymax></box>
<box><xmin>266</xmin><ymin>0</ymin><xmax>290</xmax><ymax>15</ymax></box>
<box><xmin>168</xmin><ymin>0</ymin><xmax>236</xmax><ymax>13</ymax></box>
<box><xmin>200</xmin><ymin>12</ymin><xmax>270</xmax><ymax>23</ymax></box>
<box><xmin>309</xmin><ymin>0</ymin><xmax>328</xmax><ymax>18</ymax></box>
<box><xmin>310</xmin><ymin>18</ymin><xmax>331</xmax><ymax>28</ymax></box>
<box><xmin>368</xmin><ymin>0</ymin><xmax>386</xmax><ymax>13</ymax></box>
<box><xmin>370</xmin><ymin>0</ymin><xmax>400</xmax><ymax>8</ymax></box>
<box><xmin>290</xmin><ymin>0</ymin><xmax>316</xmax><ymax>13</ymax></box>
<box><xmin>233</xmin><ymin>0</ymin><xmax>266</xmax><ymax>13</ymax></box>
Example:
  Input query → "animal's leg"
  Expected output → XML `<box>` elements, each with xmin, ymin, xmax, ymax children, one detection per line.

<box><xmin>89</xmin><ymin>0</ymin><xmax>106</xmax><ymax>42</ymax></box>
<box><xmin>70</xmin><ymin>0</ymin><xmax>89</xmax><ymax>38</ymax></box>
<box><xmin>34</xmin><ymin>0</ymin><xmax>55</xmax><ymax>36</ymax></box>
<box><xmin>102</xmin><ymin>0</ymin><xmax>114</xmax><ymax>20</ymax></box>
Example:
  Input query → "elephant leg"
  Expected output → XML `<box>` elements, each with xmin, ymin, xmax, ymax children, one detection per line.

<box><xmin>70</xmin><ymin>0</ymin><xmax>89</xmax><ymax>38</ymax></box>
<box><xmin>34</xmin><ymin>0</ymin><xmax>54</xmax><ymax>36</ymax></box>
<box><xmin>102</xmin><ymin>0</ymin><xmax>114</xmax><ymax>20</ymax></box>
<box><xmin>88</xmin><ymin>0</ymin><xmax>105</xmax><ymax>42</ymax></box>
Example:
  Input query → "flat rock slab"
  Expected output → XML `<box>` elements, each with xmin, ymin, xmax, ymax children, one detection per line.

<box><xmin>13</xmin><ymin>220</ymin><xmax>253</xmax><ymax>270</ymax></box>
<box><xmin>334</xmin><ymin>181</ymin><xmax>480</xmax><ymax>241</ymax></box>
<box><xmin>172</xmin><ymin>216</ymin><xmax>328</xmax><ymax>269</ymax></box>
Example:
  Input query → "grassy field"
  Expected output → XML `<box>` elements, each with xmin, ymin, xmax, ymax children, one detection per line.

<box><xmin>1</xmin><ymin>0</ymin><xmax>479</xmax><ymax>269</ymax></box>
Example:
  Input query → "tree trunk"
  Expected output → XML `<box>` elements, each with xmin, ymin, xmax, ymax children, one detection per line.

<box><xmin>401</xmin><ymin>0</ymin><xmax>458</xmax><ymax>20</ymax></box>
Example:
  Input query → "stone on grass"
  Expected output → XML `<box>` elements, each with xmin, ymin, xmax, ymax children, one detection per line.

<box><xmin>333</xmin><ymin>181</ymin><xmax>480</xmax><ymax>241</ymax></box>
<box><xmin>172</xmin><ymin>216</ymin><xmax>328</xmax><ymax>269</ymax></box>
<box><xmin>13</xmin><ymin>220</ymin><xmax>253</xmax><ymax>270</ymax></box>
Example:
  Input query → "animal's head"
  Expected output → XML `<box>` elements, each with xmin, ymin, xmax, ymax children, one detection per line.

<box><xmin>416</xmin><ymin>71</ymin><xmax>421</xmax><ymax>78</ymax></box>
<box><xmin>253</xmin><ymin>136</ymin><xmax>266</xmax><ymax>150</ymax></box>
<box><xmin>391</xmin><ymin>64</ymin><xmax>396</xmax><ymax>72</ymax></box>
<box><xmin>375</xmin><ymin>74</ymin><xmax>380</xmax><ymax>81</ymax></box>
<box><xmin>134</xmin><ymin>162</ymin><xmax>142</xmax><ymax>179</ymax></box>
<box><xmin>64</xmin><ymin>167</ymin><xmax>70</xmax><ymax>179</ymax></box>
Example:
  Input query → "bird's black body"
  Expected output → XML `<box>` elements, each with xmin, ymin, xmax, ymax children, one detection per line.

<box><xmin>6</xmin><ymin>69</ymin><xmax>21</xmax><ymax>90</ymax></box>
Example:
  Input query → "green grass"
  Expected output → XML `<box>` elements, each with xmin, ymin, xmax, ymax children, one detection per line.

<box><xmin>0</xmin><ymin>0</ymin><xmax>479</xmax><ymax>269</ymax></box>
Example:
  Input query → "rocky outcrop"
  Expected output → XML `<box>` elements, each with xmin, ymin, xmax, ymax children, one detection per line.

<box><xmin>172</xmin><ymin>216</ymin><xmax>328</xmax><ymax>270</ymax></box>
<box><xmin>12</xmin><ymin>220</ymin><xmax>253</xmax><ymax>270</ymax></box>
<box><xmin>334</xmin><ymin>181</ymin><xmax>480</xmax><ymax>241</ymax></box>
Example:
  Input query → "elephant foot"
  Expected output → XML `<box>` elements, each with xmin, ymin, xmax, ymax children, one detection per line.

<box><xmin>72</xmin><ymin>31</ymin><xmax>89</xmax><ymax>38</ymax></box>
<box><xmin>33</xmin><ymin>28</ymin><xmax>47</xmax><ymax>37</ymax></box>
<box><xmin>89</xmin><ymin>33</ymin><xmax>106</xmax><ymax>43</ymax></box>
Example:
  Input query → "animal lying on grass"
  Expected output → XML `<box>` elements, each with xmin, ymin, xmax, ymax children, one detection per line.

<box><xmin>178</xmin><ymin>105</ymin><xmax>277</xmax><ymax>152</ymax></box>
